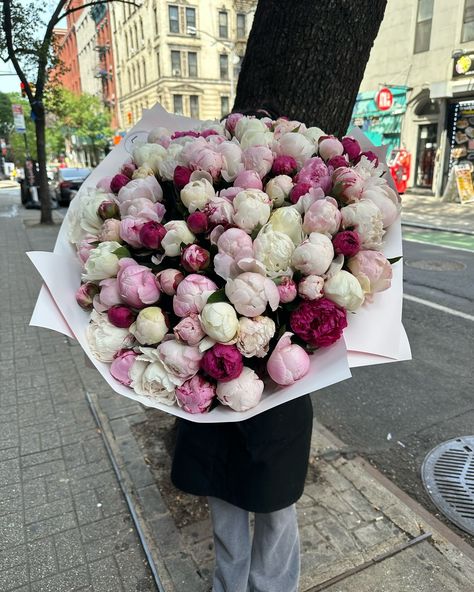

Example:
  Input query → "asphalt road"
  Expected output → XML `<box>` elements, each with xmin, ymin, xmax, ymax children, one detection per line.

<box><xmin>312</xmin><ymin>232</ymin><xmax>474</xmax><ymax>537</ymax></box>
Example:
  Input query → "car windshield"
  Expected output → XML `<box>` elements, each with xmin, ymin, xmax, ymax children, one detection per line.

<box><xmin>61</xmin><ymin>168</ymin><xmax>91</xmax><ymax>180</ymax></box>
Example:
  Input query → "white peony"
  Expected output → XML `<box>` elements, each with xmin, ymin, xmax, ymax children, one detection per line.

<box><xmin>233</xmin><ymin>189</ymin><xmax>272</xmax><ymax>234</ymax></box>
<box><xmin>265</xmin><ymin>175</ymin><xmax>293</xmax><ymax>207</ymax></box>
<box><xmin>291</xmin><ymin>233</ymin><xmax>334</xmax><ymax>276</ymax></box>
<box><xmin>130</xmin><ymin>352</ymin><xmax>177</xmax><ymax>405</ymax></box>
<box><xmin>199</xmin><ymin>302</ymin><xmax>239</xmax><ymax>343</ymax></box>
<box><xmin>234</xmin><ymin>117</ymin><xmax>268</xmax><ymax>141</ymax></box>
<box><xmin>82</xmin><ymin>241</ymin><xmax>123</xmax><ymax>281</ymax></box>
<box><xmin>267</xmin><ymin>206</ymin><xmax>304</xmax><ymax>245</ymax></box>
<box><xmin>86</xmin><ymin>310</ymin><xmax>134</xmax><ymax>362</ymax></box>
<box><xmin>341</xmin><ymin>199</ymin><xmax>384</xmax><ymax>250</ymax></box>
<box><xmin>132</xmin><ymin>143</ymin><xmax>167</xmax><ymax>173</ymax></box>
<box><xmin>273</xmin><ymin>132</ymin><xmax>315</xmax><ymax>167</ymax></box>
<box><xmin>69</xmin><ymin>189</ymin><xmax>110</xmax><ymax>243</ymax></box>
<box><xmin>216</xmin><ymin>367</ymin><xmax>264</xmax><ymax>411</ymax></box>
<box><xmin>218</xmin><ymin>140</ymin><xmax>244</xmax><ymax>182</ymax></box>
<box><xmin>129</xmin><ymin>307</ymin><xmax>168</xmax><ymax>345</ymax></box>
<box><xmin>254</xmin><ymin>226</ymin><xmax>295</xmax><ymax>274</ymax></box>
<box><xmin>158</xmin><ymin>143</ymin><xmax>184</xmax><ymax>180</ymax></box>
<box><xmin>180</xmin><ymin>178</ymin><xmax>215</xmax><ymax>213</ymax></box>
<box><xmin>361</xmin><ymin>179</ymin><xmax>401</xmax><ymax>228</ymax></box>
<box><xmin>161</xmin><ymin>220</ymin><xmax>195</xmax><ymax>257</ymax></box>
<box><xmin>236</xmin><ymin>316</ymin><xmax>276</xmax><ymax>358</ymax></box>
<box><xmin>323</xmin><ymin>270</ymin><xmax>365</xmax><ymax>312</ymax></box>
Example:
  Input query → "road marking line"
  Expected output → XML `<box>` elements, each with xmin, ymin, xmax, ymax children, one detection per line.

<box><xmin>404</xmin><ymin>294</ymin><xmax>474</xmax><ymax>321</ymax></box>
<box><xmin>403</xmin><ymin>237</ymin><xmax>474</xmax><ymax>253</ymax></box>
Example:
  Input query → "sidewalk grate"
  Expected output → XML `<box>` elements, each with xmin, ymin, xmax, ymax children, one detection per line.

<box><xmin>422</xmin><ymin>436</ymin><xmax>474</xmax><ymax>536</ymax></box>
<box><xmin>405</xmin><ymin>259</ymin><xmax>466</xmax><ymax>271</ymax></box>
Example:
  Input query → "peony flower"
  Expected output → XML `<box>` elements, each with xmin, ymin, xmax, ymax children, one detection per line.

<box><xmin>87</xmin><ymin>310</ymin><xmax>134</xmax><ymax>362</ymax></box>
<box><xmin>296</xmin><ymin>157</ymin><xmax>332</xmax><ymax>194</ymax></box>
<box><xmin>110</xmin><ymin>350</ymin><xmax>138</xmax><ymax>386</ymax></box>
<box><xmin>272</xmin><ymin>155</ymin><xmax>298</xmax><ymax>176</ymax></box>
<box><xmin>236</xmin><ymin>315</ymin><xmax>275</xmax><ymax>358</ymax></box>
<box><xmin>200</xmin><ymin>343</ymin><xmax>243</xmax><ymax>382</ymax></box>
<box><xmin>82</xmin><ymin>241</ymin><xmax>122</xmax><ymax>281</ymax></box>
<box><xmin>234</xmin><ymin>169</ymin><xmax>263</xmax><ymax>190</ymax></box>
<box><xmin>204</xmin><ymin>195</ymin><xmax>234</xmax><ymax>227</ymax></box>
<box><xmin>75</xmin><ymin>189</ymin><xmax>111</xmax><ymax>239</ymax></box>
<box><xmin>173</xmin><ymin>274</ymin><xmax>218</xmax><ymax>317</ymax></box>
<box><xmin>355</xmin><ymin>150</ymin><xmax>379</xmax><ymax>166</ymax></box>
<box><xmin>138</xmin><ymin>221</ymin><xmax>167</xmax><ymax>250</ymax></box>
<box><xmin>119</xmin><ymin>198</ymin><xmax>165</xmax><ymax>224</ymax></box>
<box><xmin>186</xmin><ymin>211</ymin><xmax>209</xmax><ymax>234</ymax></box>
<box><xmin>97</xmin><ymin>278</ymin><xmax>122</xmax><ymax>309</ymax></box>
<box><xmin>121</xmin><ymin>161</ymin><xmax>137</xmax><ymax>178</ymax></box>
<box><xmin>268</xmin><ymin>206</ymin><xmax>304</xmax><ymax>245</ymax></box>
<box><xmin>290</xmin><ymin>297</ymin><xmax>347</xmax><ymax>348</ymax></box>
<box><xmin>161</xmin><ymin>220</ymin><xmax>195</xmax><ymax>257</ymax></box>
<box><xmin>200</xmin><ymin>302</ymin><xmax>239</xmax><ymax>343</ymax></box>
<box><xmin>341</xmin><ymin>136</ymin><xmax>361</xmax><ymax>161</ymax></box>
<box><xmin>110</xmin><ymin>173</ymin><xmax>131</xmax><ymax>194</ymax></box>
<box><xmin>213</xmin><ymin>227</ymin><xmax>254</xmax><ymax>280</ymax></box>
<box><xmin>225</xmin><ymin>112</ymin><xmax>244</xmax><ymax>134</ymax></box>
<box><xmin>117</xmin><ymin>258</ymin><xmax>161</xmax><ymax>308</ymax></box>
<box><xmin>340</xmin><ymin>199</ymin><xmax>384</xmax><ymax>250</ymax></box>
<box><xmin>347</xmin><ymin>250</ymin><xmax>393</xmax><ymax>297</ymax></box>
<box><xmin>265</xmin><ymin>175</ymin><xmax>293</xmax><ymax>207</ymax></box>
<box><xmin>274</xmin><ymin>132</ymin><xmax>314</xmax><ymax>167</ymax></box>
<box><xmin>173</xmin><ymin>165</ymin><xmax>192</xmax><ymax>190</ymax></box>
<box><xmin>242</xmin><ymin>146</ymin><xmax>273</xmax><ymax>179</ymax></box>
<box><xmin>76</xmin><ymin>234</ymin><xmax>97</xmax><ymax>265</ymax></box>
<box><xmin>175</xmin><ymin>375</ymin><xmax>216</xmax><ymax>414</ymax></box>
<box><xmin>96</xmin><ymin>176</ymin><xmax>112</xmax><ymax>193</ymax></box>
<box><xmin>290</xmin><ymin>182</ymin><xmax>312</xmax><ymax>204</ymax></box>
<box><xmin>157</xmin><ymin>339</ymin><xmax>203</xmax><ymax>381</ymax></box>
<box><xmin>327</xmin><ymin>155</ymin><xmax>349</xmax><ymax>169</ymax></box>
<box><xmin>156</xmin><ymin>269</ymin><xmax>184</xmax><ymax>296</ymax></box>
<box><xmin>323</xmin><ymin>270</ymin><xmax>365</xmax><ymax>312</ymax></box>
<box><xmin>277</xmin><ymin>276</ymin><xmax>297</xmax><ymax>303</ymax></box>
<box><xmin>302</xmin><ymin>197</ymin><xmax>342</xmax><ymax>236</ymax></box>
<box><xmin>266</xmin><ymin>332</ymin><xmax>310</xmax><ymax>385</ymax></box>
<box><xmin>76</xmin><ymin>282</ymin><xmax>99</xmax><ymax>310</ymax></box>
<box><xmin>181</xmin><ymin>244</ymin><xmax>210</xmax><ymax>272</ymax></box>
<box><xmin>98</xmin><ymin>218</ymin><xmax>122</xmax><ymax>243</ymax></box>
<box><xmin>361</xmin><ymin>180</ymin><xmax>401</xmax><ymax>228</ymax></box>
<box><xmin>253</xmin><ymin>226</ymin><xmax>295</xmax><ymax>274</ymax></box>
<box><xmin>318</xmin><ymin>136</ymin><xmax>344</xmax><ymax>161</ymax></box>
<box><xmin>180</xmin><ymin>178</ymin><xmax>215</xmax><ymax>213</ymax></box>
<box><xmin>119</xmin><ymin>218</ymin><xmax>144</xmax><ymax>248</ymax></box>
<box><xmin>174</xmin><ymin>314</ymin><xmax>206</xmax><ymax>346</ymax></box>
<box><xmin>218</xmin><ymin>141</ymin><xmax>244</xmax><ymax>182</ymax></box>
<box><xmin>216</xmin><ymin>367</ymin><xmax>263</xmax><ymax>411</ymax></box>
<box><xmin>332</xmin><ymin>167</ymin><xmax>364</xmax><ymax>204</ymax></box>
<box><xmin>332</xmin><ymin>230</ymin><xmax>361</xmax><ymax>257</ymax></box>
<box><xmin>116</xmin><ymin>175</ymin><xmax>163</xmax><ymax>204</ymax></box>
<box><xmin>132</xmin><ymin>143</ymin><xmax>167</xmax><ymax>173</ymax></box>
<box><xmin>303</xmin><ymin>126</ymin><xmax>326</xmax><ymax>146</ymax></box>
<box><xmin>234</xmin><ymin>116</ymin><xmax>268</xmax><ymax>141</ymax></box>
<box><xmin>291</xmin><ymin>233</ymin><xmax>334</xmax><ymax>276</ymax></box>
<box><xmin>107</xmin><ymin>305</ymin><xmax>136</xmax><ymax>328</ymax></box>
<box><xmin>225</xmin><ymin>272</ymin><xmax>279</xmax><ymax>317</ymax></box>
<box><xmin>130</xmin><ymin>353</ymin><xmax>177</xmax><ymax>405</ymax></box>
<box><xmin>298</xmin><ymin>275</ymin><xmax>324</xmax><ymax>300</ymax></box>
<box><xmin>98</xmin><ymin>200</ymin><xmax>120</xmax><ymax>220</ymax></box>
<box><xmin>233</xmin><ymin>189</ymin><xmax>272</xmax><ymax>234</ymax></box>
<box><xmin>129</xmin><ymin>306</ymin><xmax>168</xmax><ymax>345</ymax></box>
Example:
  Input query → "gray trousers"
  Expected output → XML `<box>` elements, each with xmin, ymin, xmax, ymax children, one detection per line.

<box><xmin>208</xmin><ymin>496</ymin><xmax>300</xmax><ymax>592</ymax></box>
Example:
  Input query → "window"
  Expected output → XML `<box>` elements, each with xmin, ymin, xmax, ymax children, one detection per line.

<box><xmin>190</xmin><ymin>95</ymin><xmax>199</xmax><ymax>118</ymax></box>
<box><xmin>169</xmin><ymin>5</ymin><xmax>179</xmax><ymax>33</ymax></box>
<box><xmin>173</xmin><ymin>94</ymin><xmax>183</xmax><ymax>114</ymax></box>
<box><xmin>139</xmin><ymin>17</ymin><xmax>144</xmax><ymax>44</ymax></box>
<box><xmin>221</xmin><ymin>96</ymin><xmax>229</xmax><ymax>117</ymax></box>
<box><xmin>142</xmin><ymin>59</ymin><xmax>146</xmax><ymax>85</ymax></box>
<box><xmin>154</xmin><ymin>4</ymin><xmax>159</xmax><ymax>35</ymax></box>
<box><xmin>156</xmin><ymin>51</ymin><xmax>161</xmax><ymax>77</ymax></box>
<box><xmin>414</xmin><ymin>0</ymin><xmax>433</xmax><ymax>53</ymax></box>
<box><xmin>186</xmin><ymin>7</ymin><xmax>196</xmax><ymax>30</ymax></box>
<box><xmin>171</xmin><ymin>50</ymin><xmax>181</xmax><ymax>74</ymax></box>
<box><xmin>462</xmin><ymin>0</ymin><xmax>474</xmax><ymax>42</ymax></box>
<box><xmin>188</xmin><ymin>51</ymin><xmax>198</xmax><ymax>76</ymax></box>
<box><xmin>219</xmin><ymin>53</ymin><xmax>229</xmax><ymax>79</ymax></box>
<box><xmin>237</xmin><ymin>13</ymin><xmax>246</xmax><ymax>38</ymax></box>
<box><xmin>218</xmin><ymin>11</ymin><xmax>228</xmax><ymax>38</ymax></box>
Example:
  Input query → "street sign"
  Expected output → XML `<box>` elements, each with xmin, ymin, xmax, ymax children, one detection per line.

<box><xmin>375</xmin><ymin>87</ymin><xmax>393</xmax><ymax>111</ymax></box>
<box><xmin>12</xmin><ymin>104</ymin><xmax>26</xmax><ymax>133</ymax></box>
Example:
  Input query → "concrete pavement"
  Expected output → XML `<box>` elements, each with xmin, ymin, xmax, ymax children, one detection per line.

<box><xmin>1</xmin><ymin>186</ymin><xmax>474</xmax><ymax>591</ymax></box>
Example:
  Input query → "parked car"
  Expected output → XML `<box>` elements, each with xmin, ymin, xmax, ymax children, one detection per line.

<box><xmin>51</xmin><ymin>167</ymin><xmax>91</xmax><ymax>206</ymax></box>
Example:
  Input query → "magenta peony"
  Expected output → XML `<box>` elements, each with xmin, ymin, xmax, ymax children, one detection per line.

<box><xmin>341</xmin><ymin>136</ymin><xmax>361</xmax><ymax>161</ymax></box>
<box><xmin>173</xmin><ymin>165</ymin><xmax>192</xmax><ymax>190</ymax></box>
<box><xmin>290</xmin><ymin>182</ymin><xmax>312</xmax><ymax>204</ymax></box>
<box><xmin>332</xmin><ymin>230</ymin><xmax>361</xmax><ymax>257</ymax></box>
<box><xmin>272</xmin><ymin>155</ymin><xmax>298</xmax><ymax>177</ymax></box>
<box><xmin>290</xmin><ymin>297</ymin><xmax>348</xmax><ymax>348</ymax></box>
<box><xmin>200</xmin><ymin>344</ymin><xmax>243</xmax><ymax>382</ymax></box>
<box><xmin>110</xmin><ymin>173</ymin><xmax>131</xmax><ymax>194</ymax></box>
<box><xmin>187</xmin><ymin>211</ymin><xmax>209</xmax><ymax>234</ymax></box>
<box><xmin>107</xmin><ymin>305</ymin><xmax>136</xmax><ymax>328</ymax></box>
<box><xmin>139</xmin><ymin>221</ymin><xmax>167</xmax><ymax>250</ymax></box>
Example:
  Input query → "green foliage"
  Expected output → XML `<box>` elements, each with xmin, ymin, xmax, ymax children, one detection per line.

<box><xmin>3</xmin><ymin>93</ymin><xmax>37</xmax><ymax>165</ymax></box>
<box><xmin>0</xmin><ymin>92</ymin><xmax>13</xmax><ymax>138</ymax></box>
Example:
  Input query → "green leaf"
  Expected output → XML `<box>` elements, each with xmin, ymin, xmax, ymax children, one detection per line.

<box><xmin>206</xmin><ymin>288</ymin><xmax>228</xmax><ymax>304</ymax></box>
<box><xmin>113</xmin><ymin>246</ymin><xmax>131</xmax><ymax>259</ymax></box>
<box><xmin>388</xmin><ymin>256</ymin><xmax>402</xmax><ymax>265</ymax></box>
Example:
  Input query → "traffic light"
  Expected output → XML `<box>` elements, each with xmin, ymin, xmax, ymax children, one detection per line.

<box><xmin>20</xmin><ymin>82</ymin><xmax>26</xmax><ymax>98</ymax></box>
<box><xmin>20</xmin><ymin>82</ymin><xmax>35</xmax><ymax>98</ymax></box>
<box><xmin>127</xmin><ymin>112</ymin><xmax>132</xmax><ymax>125</ymax></box>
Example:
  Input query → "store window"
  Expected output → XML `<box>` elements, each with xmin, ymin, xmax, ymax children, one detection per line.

<box><xmin>218</xmin><ymin>11</ymin><xmax>228</xmax><ymax>38</ymax></box>
<box><xmin>188</xmin><ymin>52</ymin><xmax>198</xmax><ymax>77</ymax></box>
<box><xmin>190</xmin><ymin>95</ymin><xmax>199</xmax><ymax>119</ymax></box>
<box><xmin>169</xmin><ymin>5</ymin><xmax>179</xmax><ymax>33</ymax></box>
<box><xmin>462</xmin><ymin>0</ymin><xmax>474</xmax><ymax>42</ymax></box>
<box><xmin>171</xmin><ymin>50</ymin><xmax>181</xmax><ymax>75</ymax></box>
<box><xmin>219</xmin><ymin>54</ymin><xmax>229</xmax><ymax>79</ymax></box>
<box><xmin>186</xmin><ymin>7</ymin><xmax>196</xmax><ymax>31</ymax></box>
<box><xmin>414</xmin><ymin>0</ymin><xmax>433</xmax><ymax>53</ymax></box>
<box><xmin>221</xmin><ymin>96</ymin><xmax>229</xmax><ymax>117</ymax></box>
<box><xmin>237</xmin><ymin>13</ymin><xmax>246</xmax><ymax>38</ymax></box>
<box><xmin>416</xmin><ymin>123</ymin><xmax>438</xmax><ymax>187</ymax></box>
<box><xmin>173</xmin><ymin>94</ymin><xmax>184</xmax><ymax>114</ymax></box>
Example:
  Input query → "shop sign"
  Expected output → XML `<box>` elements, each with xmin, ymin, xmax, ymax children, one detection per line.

<box><xmin>454</xmin><ymin>162</ymin><xmax>474</xmax><ymax>204</ymax></box>
<box><xmin>453</xmin><ymin>53</ymin><xmax>474</xmax><ymax>78</ymax></box>
<box><xmin>375</xmin><ymin>88</ymin><xmax>393</xmax><ymax>111</ymax></box>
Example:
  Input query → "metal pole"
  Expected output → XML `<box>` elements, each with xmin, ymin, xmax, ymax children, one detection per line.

<box><xmin>23</xmin><ymin>131</ymin><xmax>30</xmax><ymax>159</ymax></box>
<box><xmin>229</xmin><ymin>44</ymin><xmax>235</xmax><ymax>108</ymax></box>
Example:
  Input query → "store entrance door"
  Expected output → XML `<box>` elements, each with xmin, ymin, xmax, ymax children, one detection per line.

<box><xmin>416</xmin><ymin>124</ymin><xmax>438</xmax><ymax>188</ymax></box>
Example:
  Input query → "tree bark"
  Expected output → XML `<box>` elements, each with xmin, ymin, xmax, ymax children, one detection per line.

<box><xmin>234</xmin><ymin>0</ymin><xmax>387</xmax><ymax>136</ymax></box>
<box><xmin>34</xmin><ymin>102</ymin><xmax>53</xmax><ymax>224</ymax></box>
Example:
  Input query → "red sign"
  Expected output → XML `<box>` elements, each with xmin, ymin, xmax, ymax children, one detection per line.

<box><xmin>375</xmin><ymin>87</ymin><xmax>393</xmax><ymax>111</ymax></box>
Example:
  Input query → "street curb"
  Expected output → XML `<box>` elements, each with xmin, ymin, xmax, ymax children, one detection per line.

<box><xmin>402</xmin><ymin>220</ymin><xmax>474</xmax><ymax>236</ymax></box>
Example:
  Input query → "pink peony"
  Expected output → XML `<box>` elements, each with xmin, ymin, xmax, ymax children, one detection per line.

<box><xmin>332</xmin><ymin>230</ymin><xmax>361</xmax><ymax>257</ymax></box>
<box><xmin>225</xmin><ymin>112</ymin><xmax>244</xmax><ymax>134</ymax></box>
<box><xmin>318</xmin><ymin>136</ymin><xmax>344</xmax><ymax>161</ymax></box>
<box><xmin>173</xmin><ymin>165</ymin><xmax>192</xmax><ymax>190</ymax></box>
<box><xmin>290</xmin><ymin>297</ymin><xmax>347</xmax><ymax>348</ymax></box>
<box><xmin>219</xmin><ymin>186</ymin><xmax>242</xmax><ymax>200</ymax></box>
<box><xmin>117</xmin><ymin>258</ymin><xmax>161</xmax><ymax>309</ymax></box>
<box><xmin>303</xmin><ymin>197</ymin><xmax>342</xmax><ymax>235</ymax></box>
<box><xmin>156</xmin><ymin>269</ymin><xmax>184</xmax><ymax>296</ymax></box>
<box><xmin>173</xmin><ymin>274</ymin><xmax>218</xmax><ymax>317</ymax></box>
<box><xmin>234</xmin><ymin>169</ymin><xmax>263</xmax><ymax>190</ymax></box>
<box><xmin>116</xmin><ymin>176</ymin><xmax>163</xmax><ymax>204</ymax></box>
<box><xmin>110</xmin><ymin>350</ymin><xmax>138</xmax><ymax>386</ymax></box>
<box><xmin>107</xmin><ymin>305</ymin><xmax>136</xmax><ymax>328</ymax></box>
<box><xmin>96</xmin><ymin>176</ymin><xmax>112</xmax><ymax>193</ymax></box>
<box><xmin>176</xmin><ymin>374</ymin><xmax>217</xmax><ymax>414</ymax></box>
<box><xmin>98</xmin><ymin>278</ymin><xmax>123</xmax><ymax>309</ymax></box>
<box><xmin>121</xmin><ymin>161</ymin><xmax>137</xmax><ymax>179</ymax></box>
<box><xmin>341</xmin><ymin>136</ymin><xmax>361</xmax><ymax>161</ymax></box>
<box><xmin>225</xmin><ymin>272</ymin><xmax>280</xmax><ymax>317</ymax></box>
<box><xmin>272</xmin><ymin>155</ymin><xmax>298</xmax><ymax>176</ymax></box>
<box><xmin>76</xmin><ymin>282</ymin><xmax>99</xmax><ymax>310</ymax></box>
<box><xmin>296</xmin><ymin>157</ymin><xmax>332</xmax><ymax>194</ymax></box>
<box><xmin>200</xmin><ymin>344</ymin><xmax>243</xmax><ymax>382</ymax></box>
<box><xmin>347</xmin><ymin>250</ymin><xmax>393</xmax><ymax>296</ymax></box>
<box><xmin>216</xmin><ymin>367</ymin><xmax>263</xmax><ymax>411</ymax></box>
<box><xmin>139</xmin><ymin>221</ymin><xmax>167</xmax><ymax>250</ymax></box>
<box><xmin>77</xmin><ymin>235</ymin><xmax>98</xmax><ymax>265</ymax></box>
<box><xmin>174</xmin><ymin>314</ymin><xmax>206</xmax><ymax>346</ymax></box>
<box><xmin>298</xmin><ymin>275</ymin><xmax>324</xmax><ymax>300</ymax></box>
<box><xmin>187</xmin><ymin>211</ymin><xmax>209</xmax><ymax>234</ymax></box>
<box><xmin>110</xmin><ymin>173</ymin><xmax>131</xmax><ymax>194</ymax></box>
<box><xmin>157</xmin><ymin>339</ymin><xmax>203</xmax><ymax>381</ymax></box>
<box><xmin>242</xmin><ymin>146</ymin><xmax>274</xmax><ymax>179</ymax></box>
<box><xmin>214</xmin><ymin>227</ymin><xmax>254</xmax><ymax>280</ymax></box>
<box><xmin>204</xmin><ymin>195</ymin><xmax>234</xmax><ymax>227</ymax></box>
<box><xmin>277</xmin><ymin>276</ymin><xmax>297</xmax><ymax>303</ymax></box>
<box><xmin>181</xmin><ymin>244</ymin><xmax>210</xmax><ymax>272</ymax></box>
<box><xmin>98</xmin><ymin>219</ymin><xmax>121</xmax><ymax>243</ymax></box>
<box><xmin>192</xmin><ymin>146</ymin><xmax>223</xmax><ymax>180</ymax></box>
<box><xmin>119</xmin><ymin>218</ymin><xmax>144</xmax><ymax>248</ymax></box>
<box><xmin>266</xmin><ymin>332</ymin><xmax>310</xmax><ymax>385</ymax></box>
<box><xmin>332</xmin><ymin>167</ymin><xmax>364</xmax><ymax>204</ymax></box>
<box><xmin>119</xmin><ymin>198</ymin><xmax>166</xmax><ymax>223</ymax></box>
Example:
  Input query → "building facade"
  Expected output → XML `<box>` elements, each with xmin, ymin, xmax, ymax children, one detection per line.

<box><xmin>353</xmin><ymin>0</ymin><xmax>474</xmax><ymax>196</ymax></box>
<box><xmin>110</xmin><ymin>0</ymin><xmax>256</xmax><ymax>130</ymax></box>
<box><xmin>54</xmin><ymin>0</ymin><xmax>83</xmax><ymax>94</ymax></box>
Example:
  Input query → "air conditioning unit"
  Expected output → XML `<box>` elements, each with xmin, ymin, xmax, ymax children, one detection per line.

<box><xmin>172</xmin><ymin>69</ymin><xmax>181</xmax><ymax>76</ymax></box>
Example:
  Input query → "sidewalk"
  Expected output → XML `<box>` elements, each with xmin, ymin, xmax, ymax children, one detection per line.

<box><xmin>1</xmin><ymin>187</ymin><xmax>474</xmax><ymax>591</ymax></box>
<box><xmin>401</xmin><ymin>191</ymin><xmax>474</xmax><ymax>234</ymax></box>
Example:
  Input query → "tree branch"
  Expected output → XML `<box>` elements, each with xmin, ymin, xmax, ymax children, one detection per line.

<box><xmin>57</xmin><ymin>0</ymin><xmax>140</xmax><ymax>24</ymax></box>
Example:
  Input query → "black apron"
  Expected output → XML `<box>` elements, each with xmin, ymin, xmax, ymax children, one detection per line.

<box><xmin>171</xmin><ymin>395</ymin><xmax>313</xmax><ymax>513</ymax></box>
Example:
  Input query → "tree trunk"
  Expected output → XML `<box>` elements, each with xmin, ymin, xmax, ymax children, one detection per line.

<box><xmin>34</xmin><ymin>102</ymin><xmax>53</xmax><ymax>224</ymax></box>
<box><xmin>234</xmin><ymin>0</ymin><xmax>387</xmax><ymax>136</ymax></box>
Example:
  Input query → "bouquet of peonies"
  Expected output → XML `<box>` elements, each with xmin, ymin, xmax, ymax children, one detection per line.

<box><xmin>29</xmin><ymin>105</ymin><xmax>410</xmax><ymax>422</ymax></box>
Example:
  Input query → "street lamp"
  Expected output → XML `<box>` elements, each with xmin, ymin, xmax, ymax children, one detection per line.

<box><xmin>187</xmin><ymin>26</ymin><xmax>240</xmax><ymax>107</ymax></box>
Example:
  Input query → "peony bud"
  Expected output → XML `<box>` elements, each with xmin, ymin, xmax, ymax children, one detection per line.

<box><xmin>266</xmin><ymin>332</ymin><xmax>310</xmax><ymax>386</ymax></box>
<box><xmin>272</xmin><ymin>155</ymin><xmax>298</xmax><ymax>177</ymax></box>
<box><xmin>355</xmin><ymin>150</ymin><xmax>379</xmax><ymax>166</ymax></box>
<box><xmin>290</xmin><ymin>182</ymin><xmax>312</xmax><ymax>204</ymax></box>
<box><xmin>173</xmin><ymin>165</ymin><xmax>192</xmax><ymax>190</ymax></box>
<box><xmin>107</xmin><ymin>305</ymin><xmax>136</xmax><ymax>328</ymax></box>
<box><xmin>327</xmin><ymin>155</ymin><xmax>348</xmax><ymax>169</ymax></box>
<box><xmin>110</xmin><ymin>173</ymin><xmax>131</xmax><ymax>194</ymax></box>
<box><xmin>341</xmin><ymin>136</ymin><xmax>361</xmax><ymax>161</ymax></box>
<box><xmin>76</xmin><ymin>282</ymin><xmax>99</xmax><ymax>310</ymax></box>
<box><xmin>98</xmin><ymin>200</ymin><xmax>120</xmax><ymax>220</ymax></box>
<box><xmin>332</xmin><ymin>230</ymin><xmax>361</xmax><ymax>257</ymax></box>
<box><xmin>139</xmin><ymin>221</ymin><xmax>167</xmax><ymax>250</ymax></box>
<box><xmin>121</xmin><ymin>161</ymin><xmax>137</xmax><ymax>179</ymax></box>
<box><xmin>156</xmin><ymin>269</ymin><xmax>184</xmax><ymax>296</ymax></box>
<box><xmin>181</xmin><ymin>244</ymin><xmax>210</xmax><ymax>272</ymax></box>
<box><xmin>277</xmin><ymin>277</ymin><xmax>297</xmax><ymax>303</ymax></box>
<box><xmin>187</xmin><ymin>211</ymin><xmax>209</xmax><ymax>234</ymax></box>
